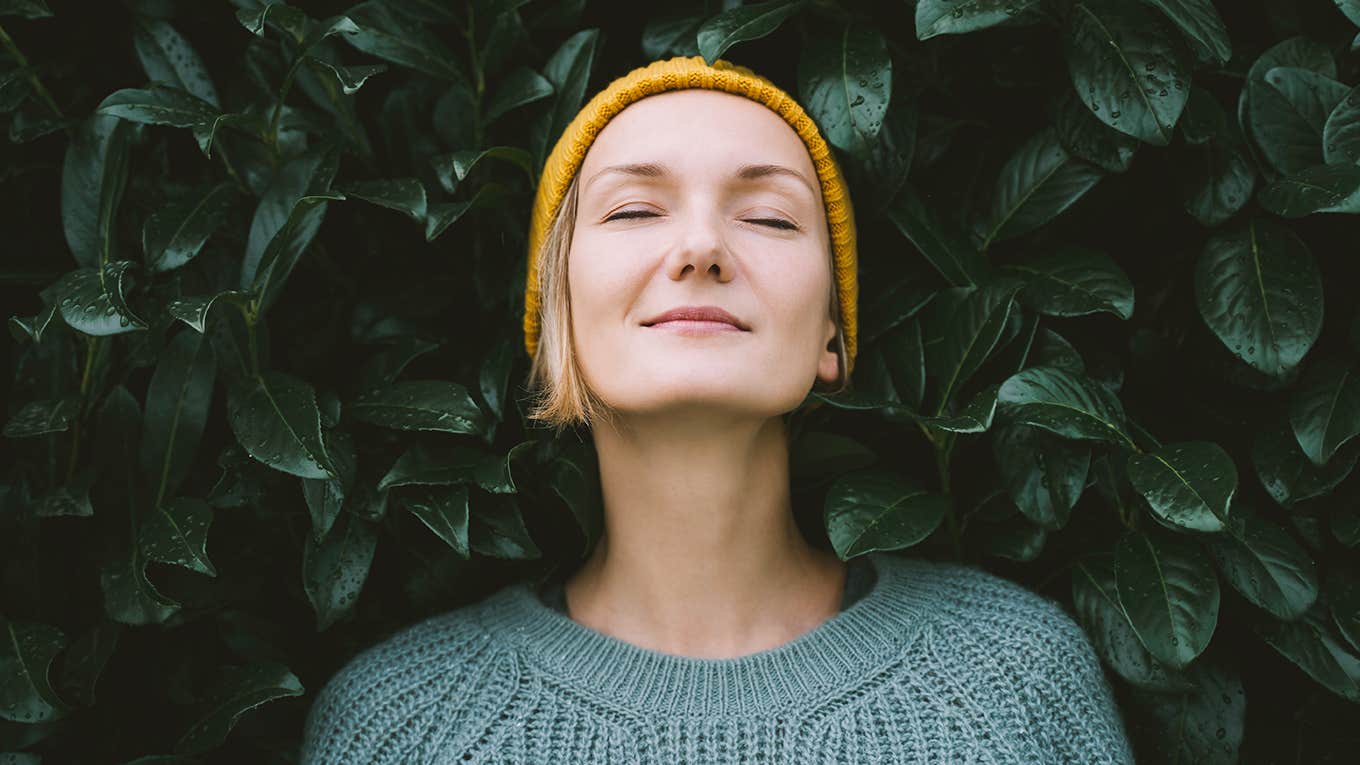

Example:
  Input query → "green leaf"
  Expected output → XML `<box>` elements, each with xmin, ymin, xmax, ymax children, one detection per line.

<box><xmin>138</xmin><ymin>497</ymin><xmax>217</xmax><ymax>577</ymax></box>
<box><xmin>1252</xmin><ymin>415</ymin><xmax>1358</xmax><ymax>509</ymax></box>
<box><xmin>1258</xmin><ymin>162</ymin><xmax>1360</xmax><ymax>216</ymax></box>
<box><xmin>975</xmin><ymin>126</ymin><xmax>1104</xmax><ymax>247</ymax></box>
<box><xmin>226</xmin><ymin>371</ymin><xmax>335</xmax><ymax>480</ymax></box>
<box><xmin>478</xmin><ymin>332</ymin><xmax>515</xmax><ymax>422</ymax></box>
<box><xmin>140</xmin><ymin>328</ymin><xmax>217</xmax><ymax>505</ymax></box>
<box><xmin>343</xmin><ymin>1</ymin><xmax>465</xmax><ymax>81</ymax></box>
<box><xmin>1338</xmin><ymin>0</ymin><xmax>1360</xmax><ymax>27</ymax></box>
<box><xmin>300</xmin><ymin>511</ymin><xmax>377</xmax><ymax>632</ymax></box>
<box><xmin>548</xmin><ymin>436</ymin><xmax>603</xmax><ymax>553</ymax></box>
<box><xmin>1194</xmin><ymin>217</ymin><xmax>1323</xmax><ymax>376</ymax></box>
<box><xmin>790</xmin><ymin>430</ymin><xmax>877</xmax><ymax>489</ymax></box>
<box><xmin>530</xmin><ymin>28</ymin><xmax>599</xmax><ymax>168</ymax></box>
<box><xmin>1072</xmin><ymin>555</ymin><xmax>1192</xmax><ymax>691</ymax></box>
<box><xmin>1053</xmin><ymin>84</ymin><xmax>1140</xmax><ymax>173</ymax></box>
<box><xmin>351</xmin><ymin>379</ymin><xmax>487</xmax><ymax>435</ymax></box>
<box><xmin>823</xmin><ymin>468</ymin><xmax>951</xmax><ymax>558</ymax></box>
<box><xmin>424</xmin><ymin>183</ymin><xmax>503</xmax><ymax>241</ymax></box>
<box><xmin>356</xmin><ymin>336</ymin><xmax>443</xmax><ymax>390</ymax></box>
<box><xmin>0</xmin><ymin>0</ymin><xmax>50</xmax><ymax>19</ymax></box>
<box><xmin>997</xmin><ymin>367</ymin><xmax>1132</xmax><ymax>447</ymax></box>
<box><xmin>797</xmin><ymin>22</ymin><xmax>891</xmax><ymax>158</ymax></box>
<box><xmin>302</xmin><ymin>430</ymin><xmax>356</xmax><ymax>543</ymax></box>
<box><xmin>1133</xmin><ymin>661</ymin><xmax>1245</xmax><ymax>765</ymax></box>
<box><xmin>1289</xmin><ymin>358</ymin><xmax>1360</xmax><ymax>466</ymax></box>
<box><xmin>99</xmin><ymin>540</ymin><xmax>180</xmax><ymax>626</ymax></box>
<box><xmin>884</xmin><ymin>184</ymin><xmax>990</xmax><ymax>288</ymax></box>
<box><xmin>401</xmin><ymin>484</ymin><xmax>470</xmax><ymax>557</ymax></box>
<box><xmin>911</xmin><ymin>381</ymin><xmax>1000</xmax><ymax>433</ymax></box>
<box><xmin>242</xmin><ymin>148</ymin><xmax>339</xmax><ymax>289</ymax></box>
<box><xmin>142</xmin><ymin>182</ymin><xmax>235</xmax><ymax>273</ymax></box>
<box><xmin>924</xmin><ymin>282</ymin><xmax>1021</xmax><ymax>410</ymax></box>
<box><xmin>992</xmin><ymin>422</ymin><xmax>1090</xmax><ymax>530</ymax></box>
<box><xmin>0</xmin><ymin>617</ymin><xmax>70</xmax><ymax>723</ymax></box>
<box><xmin>378</xmin><ymin>443</ymin><xmax>515</xmax><ymax>495</ymax></box>
<box><xmin>1000</xmin><ymin>245</ymin><xmax>1134</xmax><ymax>319</ymax></box>
<box><xmin>1064</xmin><ymin>0</ymin><xmax>1192</xmax><ymax>146</ymax></box>
<box><xmin>2</xmin><ymin>395</ymin><xmax>78</xmax><ymax>438</ymax></box>
<box><xmin>305</xmin><ymin>59</ymin><xmax>386</xmax><ymax>95</ymax></box>
<box><xmin>249</xmin><ymin>192</ymin><xmax>342</xmax><ymax>313</ymax></box>
<box><xmin>52</xmin><ymin>261</ymin><xmax>148</xmax><ymax>336</ymax></box>
<box><xmin>1115</xmin><ymin>529</ymin><xmax>1220</xmax><ymax>669</ymax></box>
<box><xmin>133</xmin><ymin>17</ymin><xmax>220</xmax><ymax>107</ymax></box>
<box><xmin>1207</xmin><ymin>503</ymin><xmax>1318</xmax><ymax>620</ymax></box>
<box><xmin>1126</xmin><ymin>441</ymin><xmax>1235</xmax><ymax>533</ymax></box>
<box><xmin>95</xmin><ymin>85</ymin><xmax>218</xmax><ymax>129</ymax></box>
<box><xmin>484</xmin><ymin>65</ymin><xmax>553</xmax><ymax>123</ymax></box>
<box><xmin>430</xmin><ymin>146</ymin><xmax>533</xmax><ymax>194</ymax></box>
<box><xmin>173</xmin><ymin>662</ymin><xmax>305</xmax><ymax>754</ymax></box>
<box><xmin>1329</xmin><ymin>568</ymin><xmax>1360</xmax><ymax>650</ymax></box>
<box><xmin>167</xmin><ymin>290</ymin><xmax>252</xmax><ymax>334</ymax></box>
<box><xmin>1258</xmin><ymin>66</ymin><xmax>1350</xmax><ymax>175</ymax></box>
<box><xmin>61</xmin><ymin>113</ymin><xmax>133</xmax><ymax>269</ymax></box>
<box><xmin>235</xmin><ymin>3</ymin><xmax>308</xmax><ymax>42</ymax></box>
<box><xmin>642</xmin><ymin>6</ymin><xmax>703</xmax><ymax>58</ymax></box>
<box><xmin>1141</xmin><ymin>0</ymin><xmax>1232</xmax><ymax>65</ymax></box>
<box><xmin>337</xmin><ymin>178</ymin><xmax>426</xmax><ymax>222</ymax></box>
<box><xmin>1323</xmin><ymin>84</ymin><xmax>1360</xmax><ymax>164</ymax></box>
<box><xmin>469</xmin><ymin>494</ymin><xmax>541</xmax><ymax>559</ymax></box>
<box><xmin>696</xmin><ymin>0</ymin><xmax>804</xmax><ymax>64</ymax></box>
<box><xmin>915</xmin><ymin>0</ymin><xmax>1044</xmax><ymax>40</ymax></box>
<box><xmin>1256</xmin><ymin>605</ymin><xmax>1360</xmax><ymax>703</ymax></box>
<box><xmin>1178</xmin><ymin>138</ymin><xmax>1255</xmax><ymax>227</ymax></box>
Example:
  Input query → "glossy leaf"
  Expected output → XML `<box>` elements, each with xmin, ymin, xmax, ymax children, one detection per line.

<box><xmin>1115</xmin><ymin>530</ymin><xmax>1220</xmax><ymax>669</ymax></box>
<box><xmin>1072</xmin><ymin>556</ymin><xmax>1191</xmax><ymax>691</ymax></box>
<box><xmin>824</xmin><ymin>469</ymin><xmax>951</xmax><ymax>558</ymax></box>
<box><xmin>530</xmin><ymin>28</ymin><xmax>598</xmax><ymax>168</ymax></box>
<box><xmin>226</xmin><ymin>371</ymin><xmax>335</xmax><ymax>480</ymax></box>
<box><xmin>1323</xmin><ymin>84</ymin><xmax>1360</xmax><ymax>164</ymax></box>
<box><xmin>0</xmin><ymin>617</ymin><xmax>70</xmax><ymax>723</ymax></box>
<box><xmin>1064</xmin><ymin>0</ymin><xmax>1192</xmax><ymax>146</ymax></box>
<box><xmin>1258</xmin><ymin>162</ymin><xmax>1360</xmax><ymax>216</ymax></box>
<box><xmin>1252</xmin><ymin>416</ymin><xmax>1358</xmax><ymax>509</ymax></box>
<box><xmin>351</xmin><ymin>379</ymin><xmax>487</xmax><ymax>435</ymax></box>
<box><xmin>1000</xmin><ymin>245</ymin><xmax>1134</xmax><ymax>319</ymax></box>
<box><xmin>99</xmin><ymin>540</ymin><xmax>180</xmax><ymax>626</ymax></box>
<box><xmin>1194</xmin><ymin>218</ymin><xmax>1323</xmax><ymax>377</ymax></box>
<box><xmin>133</xmin><ymin>17</ymin><xmax>220</xmax><ymax>107</ymax></box>
<box><xmin>696</xmin><ymin>0</ymin><xmax>804</xmax><ymax>64</ymax></box>
<box><xmin>996</xmin><ymin>366</ymin><xmax>1133</xmax><ymax>447</ymax></box>
<box><xmin>173</xmin><ymin>662</ymin><xmax>305</xmax><ymax>754</ymax></box>
<box><xmin>140</xmin><ymin>328</ymin><xmax>216</xmax><ymax>504</ymax></box>
<box><xmin>344</xmin><ymin>1</ymin><xmax>464</xmax><ymax>82</ymax></box>
<box><xmin>377</xmin><ymin>443</ymin><xmax>515</xmax><ymax>495</ymax></box>
<box><xmin>338</xmin><ymin>178</ymin><xmax>426</xmax><ymax>222</ymax></box>
<box><xmin>1141</xmin><ymin>0</ymin><xmax>1231</xmax><ymax>65</ymax></box>
<box><xmin>484</xmin><ymin>65</ymin><xmax>553</xmax><ymax>123</ymax></box>
<box><xmin>143</xmin><ymin>183</ymin><xmax>235</xmax><ymax>273</ymax></box>
<box><xmin>884</xmin><ymin>185</ymin><xmax>990</xmax><ymax>288</ymax></box>
<box><xmin>992</xmin><ymin>422</ymin><xmax>1089</xmax><ymax>530</ymax></box>
<box><xmin>469</xmin><ymin>494</ymin><xmax>541</xmax><ymax>559</ymax></box>
<box><xmin>1133</xmin><ymin>661</ymin><xmax>1245</xmax><ymax>765</ymax></box>
<box><xmin>301</xmin><ymin>512</ymin><xmax>377</xmax><ymax>632</ymax></box>
<box><xmin>1243</xmin><ymin>41</ymin><xmax>1340</xmax><ymax>177</ymax></box>
<box><xmin>1126</xmin><ymin>441</ymin><xmax>1235</xmax><ymax>533</ymax></box>
<box><xmin>797</xmin><ymin>22</ymin><xmax>891</xmax><ymax>157</ymax></box>
<box><xmin>1208</xmin><ymin>503</ymin><xmax>1318</xmax><ymax>620</ymax></box>
<box><xmin>915</xmin><ymin>0</ymin><xmax>1043</xmax><ymax>40</ymax></box>
<box><xmin>2</xmin><ymin>395</ymin><xmax>79</xmax><ymax>438</ymax></box>
<box><xmin>61</xmin><ymin>113</ymin><xmax>133</xmax><ymax>268</ymax></box>
<box><xmin>52</xmin><ymin>261</ymin><xmax>148</xmax><ymax>336</ymax></box>
<box><xmin>975</xmin><ymin>126</ymin><xmax>1104</xmax><ymax>247</ymax></box>
<box><xmin>138</xmin><ymin>497</ymin><xmax>217</xmax><ymax>577</ymax></box>
<box><xmin>402</xmin><ymin>484</ymin><xmax>470</xmax><ymax>557</ymax></box>
<box><xmin>924</xmin><ymin>282</ymin><xmax>1021</xmax><ymax>410</ymax></box>
<box><xmin>1256</xmin><ymin>606</ymin><xmax>1360</xmax><ymax>703</ymax></box>
<box><xmin>1289</xmin><ymin>358</ymin><xmax>1360</xmax><ymax>466</ymax></box>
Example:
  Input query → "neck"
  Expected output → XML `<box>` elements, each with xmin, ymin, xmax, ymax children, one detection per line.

<box><xmin>563</xmin><ymin>411</ymin><xmax>847</xmax><ymax>659</ymax></box>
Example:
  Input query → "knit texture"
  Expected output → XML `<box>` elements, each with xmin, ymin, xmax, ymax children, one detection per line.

<box><xmin>299</xmin><ymin>552</ymin><xmax>1135</xmax><ymax>764</ymax></box>
<box><xmin>522</xmin><ymin>54</ymin><xmax>860</xmax><ymax>376</ymax></box>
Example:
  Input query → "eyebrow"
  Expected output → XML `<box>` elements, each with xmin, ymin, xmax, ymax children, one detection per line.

<box><xmin>583</xmin><ymin>162</ymin><xmax>818</xmax><ymax>199</ymax></box>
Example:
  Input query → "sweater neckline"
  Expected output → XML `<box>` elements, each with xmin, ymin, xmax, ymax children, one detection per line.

<box><xmin>474</xmin><ymin>551</ymin><xmax>929</xmax><ymax>718</ymax></box>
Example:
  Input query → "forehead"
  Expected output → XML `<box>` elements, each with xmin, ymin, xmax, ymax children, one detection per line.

<box><xmin>578</xmin><ymin>89</ymin><xmax>818</xmax><ymax>186</ymax></box>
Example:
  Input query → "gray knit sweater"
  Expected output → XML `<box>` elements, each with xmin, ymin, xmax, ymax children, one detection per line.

<box><xmin>300</xmin><ymin>551</ymin><xmax>1135</xmax><ymax>763</ymax></box>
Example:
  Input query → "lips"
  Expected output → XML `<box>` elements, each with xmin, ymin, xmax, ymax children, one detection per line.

<box><xmin>641</xmin><ymin>305</ymin><xmax>749</xmax><ymax>330</ymax></box>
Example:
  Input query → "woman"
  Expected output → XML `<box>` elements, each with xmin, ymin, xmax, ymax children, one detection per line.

<box><xmin>300</xmin><ymin>55</ymin><xmax>1135</xmax><ymax>764</ymax></box>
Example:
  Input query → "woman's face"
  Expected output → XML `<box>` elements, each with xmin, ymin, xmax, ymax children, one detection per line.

<box><xmin>567</xmin><ymin>88</ymin><xmax>839</xmax><ymax>421</ymax></box>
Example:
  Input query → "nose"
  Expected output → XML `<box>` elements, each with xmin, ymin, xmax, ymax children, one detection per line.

<box><xmin>665</xmin><ymin>208</ymin><xmax>734</xmax><ymax>283</ymax></box>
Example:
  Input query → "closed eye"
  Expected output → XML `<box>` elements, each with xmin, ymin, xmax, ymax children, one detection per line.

<box><xmin>604</xmin><ymin>209</ymin><xmax>799</xmax><ymax>231</ymax></box>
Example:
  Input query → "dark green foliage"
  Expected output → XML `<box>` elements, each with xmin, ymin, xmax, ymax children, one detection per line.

<box><xmin>2</xmin><ymin>0</ymin><xmax>1360</xmax><ymax>762</ymax></box>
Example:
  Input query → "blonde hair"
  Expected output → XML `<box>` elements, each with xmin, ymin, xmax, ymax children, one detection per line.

<box><xmin>525</xmin><ymin>171</ymin><xmax>850</xmax><ymax>434</ymax></box>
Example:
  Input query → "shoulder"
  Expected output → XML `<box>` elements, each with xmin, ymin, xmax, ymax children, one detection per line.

<box><xmin>884</xmin><ymin>556</ymin><xmax>1095</xmax><ymax>661</ymax></box>
<box><xmin>299</xmin><ymin>592</ymin><xmax>518</xmax><ymax>764</ymax></box>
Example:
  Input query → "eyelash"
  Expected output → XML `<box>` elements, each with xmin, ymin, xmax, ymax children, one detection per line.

<box><xmin>604</xmin><ymin>209</ymin><xmax>799</xmax><ymax>231</ymax></box>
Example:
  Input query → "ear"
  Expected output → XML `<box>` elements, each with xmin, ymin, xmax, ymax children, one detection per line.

<box><xmin>816</xmin><ymin>314</ymin><xmax>840</xmax><ymax>385</ymax></box>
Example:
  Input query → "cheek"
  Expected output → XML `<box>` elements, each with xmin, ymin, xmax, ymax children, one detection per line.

<box><xmin>566</xmin><ymin>241</ymin><xmax>646</xmax><ymax>327</ymax></box>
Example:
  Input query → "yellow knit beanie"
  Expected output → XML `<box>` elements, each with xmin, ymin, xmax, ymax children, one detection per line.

<box><xmin>523</xmin><ymin>54</ymin><xmax>859</xmax><ymax>377</ymax></box>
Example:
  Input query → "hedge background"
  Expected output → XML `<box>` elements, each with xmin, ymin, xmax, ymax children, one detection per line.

<box><xmin>3</xmin><ymin>0</ymin><xmax>1360</xmax><ymax>762</ymax></box>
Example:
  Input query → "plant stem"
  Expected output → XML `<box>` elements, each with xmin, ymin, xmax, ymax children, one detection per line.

<box><xmin>0</xmin><ymin>20</ymin><xmax>66</xmax><ymax>120</ymax></box>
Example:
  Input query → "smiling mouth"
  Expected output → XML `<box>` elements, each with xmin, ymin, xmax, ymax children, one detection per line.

<box><xmin>645</xmin><ymin>320</ymin><xmax>746</xmax><ymax>334</ymax></box>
